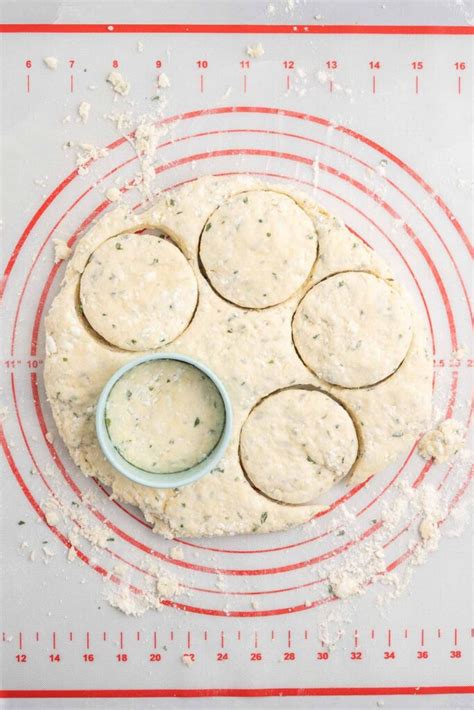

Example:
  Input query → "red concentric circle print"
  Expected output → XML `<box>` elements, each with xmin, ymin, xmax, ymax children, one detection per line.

<box><xmin>1</xmin><ymin>107</ymin><xmax>472</xmax><ymax>617</ymax></box>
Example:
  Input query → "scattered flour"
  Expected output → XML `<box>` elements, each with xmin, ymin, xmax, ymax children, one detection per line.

<box><xmin>156</xmin><ymin>573</ymin><xmax>181</xmax><ymax>600</ymax></box>
<box><xmin>418</xmin><ymin>419</ymin><xmax>466</xmax><ymax>463</ymax></box>
<box><xmin>45</xmin><ymin>510</ymin><xmax>61</xmax><ymax>527</ymax></box>
<box><xmin>312</xmin><ymin>157</ymin><xmax>320</xmax><ymax>191</ymax></box>
<box><xmin>53</xmin><ymin>239</ymin><xmax>72</xmax><ymax>263</ymax></box>
<box><xmin>102</xmin><ymin>562</ymin><xmax>183</xmax><ymax>616</ymax></box>
<box><xmin>78</xmin><ymin>101</ymin><xmax>91</xmax><ymax>124</ymax></box>
<box><xmin>103</xmin><ymin>584</ymin><xmax>151</xmax><ymax>617</ymax></box>
<box><xmin>169</xmin><ymin>546</ymin><xmax>184</xmax><ymax>560</ymax></box>
<box><xmin>247</xmin><ymin>43</ymin><xmax>265</xmax><ymax>59</ymax></box>
<box><xmin>157</xmin><ymin>72</ymin><xmax>171</xmax><ymax>89</ymax></box>
<box><xmin>328</xmin><ymin>569</ymin><xmax>364</xmax><ymax>599</ymax></box>
<box><xmin>416</xmin><ymin>485</ymin><xmax>444</xmax><ymax>552</ymax></box>
<box><xmin>106</xmin><ymin>112</ymin><xmax>171</xmax><ymax>200</ymax></box>
<box><xmin>323</xmin><ymin>481</ymin><xmax>450</xmax><ymax>603</ymax></box>
<box><xmin>75</xmin><ymin>143</ymin><xmax>109</xmax><ymax>176</ymax></box>
<box><xmin>107</xmin><ymin>70</ymin><xmax>131</xmax><ymax>96</ymax></box>
<box><xmin>132</xmin><ymin>118</ymin><xmax>168</xmax><ymax>198</ymax></box>
<box><xmin>317</xmin><ymin>69</ymin><xmax>329</xmax><ymax>84</ymax></box>
<box><xmin>105</xmin><ymin>186</ymin><xmax>121</xmax><ymax>202</ymax></box>
<box><xmin>43</xmin><ymin>56</ymin><xmax>58</xmax><ymax>70</ymax></box>
<box><xmin>452</xmin><ymin>346</ymin><xmax>467</xmax><ymax>360</ymax></box>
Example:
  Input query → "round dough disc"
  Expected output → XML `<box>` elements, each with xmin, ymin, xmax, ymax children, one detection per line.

<box><xmin>240</xmin><ymin>388</ymin><xmax>358</xmax><ymax>504</ymax></box>
<box><xmin>106</xmin><ymin>360</ymin><xmax>225</xmax><ymax>474</ymax></box>
<box><xmin>80</xmin><ymin>233</ymin><xmax>198</xmax><ymax>351</ymax></box>
<box><xmin>199</xmin><ymin>190</ymin><xmax>317</xmax><ymax>308</ymax></box>
<box><xmin>293</xmin><ymin>272</ymin><xmax>413</xmax><ymax>388</ymax></box>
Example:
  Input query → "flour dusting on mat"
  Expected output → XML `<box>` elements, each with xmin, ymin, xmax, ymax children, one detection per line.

<box><xmin>53</xmin><ymin>239</ymin><xmax>71</xmax><ymax>263</ymax></box>
<box><xmin>105</xmin><ymin>186</ymin><xmax>121</xmax><ymax>202</ymax></box>
<box><xmin>246</xmin><ymin>43</ymin><xmax>265</xmax><ymax>58</ymax></box>
<box><xmin>418</xmin><ymin>418</ymin><xmax>466</xmax><ymax>463</ymax></box>
<box><xmin>74</xmin><ymin>143</ymin><xmax>109</xmax><ymax>176</ymax></box>
<box><xmin>320</xmin><ymin>480</ymin><xmax>455</xmax><ymax>605</ymax></box>
<box><xmin>106</xmin><ymin>70</ymin><xmax>131</xmax><ymax>96</ymax></box>
<box><xmin>157</xmin><ymin>72</ymin><xmax>171</xmax><ymax>88</ymax></box>
<box><xmin>43</xmin><ymin>56</ymin><xmax>58</xmax><ymax>70</ymax></box>
<box><xmin>77</xmin><ymin>101</ymin><xmax>91</xmax><ymax>124</ymax></box>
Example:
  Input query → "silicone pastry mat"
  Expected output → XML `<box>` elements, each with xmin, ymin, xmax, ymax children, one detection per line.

<box><xmin>0</xmin><ymin>1</ymin><xmax>472</xmax><ymax>707</ymax></box>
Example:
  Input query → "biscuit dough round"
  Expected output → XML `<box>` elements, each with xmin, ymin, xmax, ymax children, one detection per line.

<box><xmin>240</xmin><ymin>389</ymin><xmax>359</xmax><ymax>504</ymax></box>
<box><xmin>44</xmin><ymin>175</ymin><xmax>432</xmax><ymax>538</ymax></box>
<box><xmin>293</xmin><ymin>272</ymin><xmax>413</xmax><ymax>388</ymax></box>
<box><xmin>199</xmin><ymin>190</ymin><xmax>317</xmax><ymax>308</ymax></box>
<box><xmin>106</xmin><ymin>360</ymin><xmax>225</xmax><ymax>474</ymax></box>
<box><xmin>80</xmin><ymin>233</ymin><xmax>198</xmax><ymax>351</ymax></box>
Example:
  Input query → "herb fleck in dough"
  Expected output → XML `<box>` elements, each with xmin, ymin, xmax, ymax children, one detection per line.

<box><xmin>240</xmin><ymin>389</ymin><xmax>358</xmax><ymax>504</ymax></box>
<box><xmin>293</xmin><ymin>272</ymin><xmax>413</xmax><ymax>388</ymax></box>
<box><xmin>106</xmin><ymin>360</ymin><xmax>225</xmax><ymax>474</ymax></box>
<box><xmin>44</xmin><ymin>176</ymin><xmax>432</xmax><ymax>538</ymax></box>
<box><xmin>199</xmin><ymin>190</ymin><xmax>317</xmax><ymax>308</ymax></box>
<box><xmin>80</xmin><ymin>233</ymin><xmax>198</xmax><ymax>351</ymax></box>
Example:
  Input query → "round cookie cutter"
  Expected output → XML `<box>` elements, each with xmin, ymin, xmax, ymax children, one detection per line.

<box><xmin>96</xmin><ymin>353</ymin><xmax>233</xmax><ymax>489</ymax></box>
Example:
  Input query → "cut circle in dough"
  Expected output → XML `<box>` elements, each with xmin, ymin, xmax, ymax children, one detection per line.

<box><xmin>293</xmin><ymin>271</ymin><xmax>413</xmax><ymax>388</ymax></box>
<box><xmin>106</xmin><ymin>360</ymin><xmax>226</xmax><ymax>474</ymax></box>
<box><xmin>240</xmin><ymin>388</ymin><xmax>359</xmax><ymax>505</ymax></box>
<box><xmin>80</xmin><ymin>233</ymin><xmax>198</xmax><ymax>351</ymax></box>
<box><xmin>199</xmin><ymin>190</ymin><xmax>317</xmax><ymax>308</ymax></box>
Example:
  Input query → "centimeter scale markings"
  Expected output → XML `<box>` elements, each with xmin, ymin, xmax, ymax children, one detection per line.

<box><xmin>3</xmin><ymin>626</ymin><xmax>471</xmax><ymax>666</ymax></box>
<box><xmin>21</xmin><ymin>56</ymin><xmax>468</xmax><ymax>95</ymax></box>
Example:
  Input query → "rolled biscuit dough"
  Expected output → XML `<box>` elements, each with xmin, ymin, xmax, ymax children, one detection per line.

<box><xmin>199</xmin><ymin>190</ymin><xmax>317</xmax><ymax>308</ymax></box>
<box><xmin>44</xmin><ymin>175</ymin><xmax>432</xmax><ymax>538</ymax></box>
<box><xmin>293</xmin><ymin>272</ymin><xmax>413</xmax><ymax>388</ymax></box>
<box><xmin>240</xmin><ymin>388</ymin><xmax>358</xmax><ymax>504</ymax></box>
<box><xmin>80</xmin><ymin>233</ymin><xmax>197</xmax><ymax>351</ymax></box>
